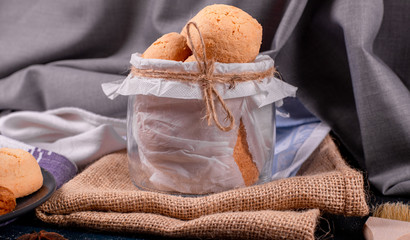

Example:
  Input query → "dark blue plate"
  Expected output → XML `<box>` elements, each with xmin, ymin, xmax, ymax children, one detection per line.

<box><xmin>0</xmin><ymin>168</ymin><xmax>56</xmax><ymax>224</ymax></box>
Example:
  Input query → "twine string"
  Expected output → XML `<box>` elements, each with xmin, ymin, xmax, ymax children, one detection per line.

<box><xmin>131</xmin><ymin>66</ymin><xmax>275</xmax><ymax>84</ymax></box>
<box><xmin>186</xmin><ymin>21</ymin><xmax>235</xmax><ymax>132</ymax></box>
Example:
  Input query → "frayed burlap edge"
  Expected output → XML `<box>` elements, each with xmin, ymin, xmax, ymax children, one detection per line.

<box><xmin>36</xmin><ymin>209</ymin><xmax>319</xmax><ymax>240</ymax></box>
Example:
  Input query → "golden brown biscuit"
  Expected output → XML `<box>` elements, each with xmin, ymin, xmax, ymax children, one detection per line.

<box><xmin>181</xmin><ymin>4</ymin><xmax>262</xmax><ymax>63</ymax></box>
<box><xmin>0</xmin><ymin>148</ymin><xmax>43</xmax><ymax>198</ymax></box>
<box><xmin>142</xmin><ymin>32</ymin><xmax>192</xmax><ymax>61</ymax></box>
<box><xmin>233</xmin><ymin>119</ymin><xmax>259</xmax><ymax>186</ymax></box>
<box><xmin>0</xmin><ymin>186</ymin><xmax>16</xmax><ymax>215</ymax></box>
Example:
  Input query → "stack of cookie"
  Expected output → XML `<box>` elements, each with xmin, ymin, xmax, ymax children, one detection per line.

<box><xmin>139</xmin><ymin>4</ymin><xmax>263</xmax><ymax>189</ymax></box>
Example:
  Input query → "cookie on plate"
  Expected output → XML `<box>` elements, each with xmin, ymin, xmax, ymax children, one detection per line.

<box><xmin>0</xmin><ymin>186</ymin><xmax>16</xmax><ymax>215</ymax></box>
<box><xmin>0</xmin><ymin>148</ymin><xmax>43</xmax><ymax>198</ymax></box>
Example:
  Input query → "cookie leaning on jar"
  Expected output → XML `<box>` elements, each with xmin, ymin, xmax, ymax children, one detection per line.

<box><xmin>137</xmin><ymin>4</ymin><xmax>264</xmax><ymax>189</ymax></box>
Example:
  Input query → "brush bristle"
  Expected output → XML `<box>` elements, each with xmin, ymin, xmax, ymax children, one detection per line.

<box><xmin>373</xmin><ymin>202</ymin><xmax>410</xmax><ymax>222</ymax></box>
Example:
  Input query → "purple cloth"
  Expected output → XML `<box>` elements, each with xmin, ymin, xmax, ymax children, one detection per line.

<box><xmin>29</xmin><ymin>147</ymin><xmax>77</xmax><ymax>189</ymax></box>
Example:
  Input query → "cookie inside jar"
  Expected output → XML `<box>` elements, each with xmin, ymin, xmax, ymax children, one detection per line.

<box><xmin>127</xmin><ymin>87</ymin><xmax>276</xmax><ymax>195</ymax></box>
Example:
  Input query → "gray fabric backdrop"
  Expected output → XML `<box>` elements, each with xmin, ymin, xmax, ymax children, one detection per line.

<box><xmin>0</xmin><ymin>0</ymin><xmax>409</xmax><ymax>196</ymax></box>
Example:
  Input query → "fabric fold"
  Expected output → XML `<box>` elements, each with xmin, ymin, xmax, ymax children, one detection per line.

<box><xmin>0</xmin><ymin>107</ymin><xmax>126</xmax><ymax>169</ymax></box>
<box><xmin>36</xmin><ymin>209</ymin><xmax>320</xmax><ymax>240</ymax></box>
<box><xmin>36</xmin><ymin>135</ymin><xmax>368</xmax><ymax>239</ymax></box>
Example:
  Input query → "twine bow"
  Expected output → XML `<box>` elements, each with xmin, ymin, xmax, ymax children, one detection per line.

<box><xmin>186</xmin><ymin>22</ymin><xmax>235</xmax><ymax>132</ymax></box>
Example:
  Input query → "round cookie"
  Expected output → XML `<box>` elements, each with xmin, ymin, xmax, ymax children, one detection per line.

<box><xmin>0</xmin><ymin>148</ymin><xmax>43</xmax><ymax>198</ymax></box>
<box><xmin>0</xmin><ymin>186</ymin><xmax>16</xmax><ymax>215</ymax></box>
<box><xmin>142</xmin><ymin>32</ymin><xmax>192</xmax><ymax>61</ymax></box>
<box><xmin>181</xmin><ymin>4</ymin><xmax>262</xmax><ymax>63</ymax></box>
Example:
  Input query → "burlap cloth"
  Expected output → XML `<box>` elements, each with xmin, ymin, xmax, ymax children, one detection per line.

<box><xmin>36</xmin><ymin>135</ymin><xmax>369</xmax><ymax>239</ymax></box>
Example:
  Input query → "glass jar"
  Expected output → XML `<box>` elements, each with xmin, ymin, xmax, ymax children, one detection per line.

<box><xmin>101</xmin><ymin>53</ymin><xmax>296</xmax><ymax>195</ymax></box>
<box><xmin>127</xmin><ymin>93</ymin><xmax>276</xmax><ymax>195</ymax></box>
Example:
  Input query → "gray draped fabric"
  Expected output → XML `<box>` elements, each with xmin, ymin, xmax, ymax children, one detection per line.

<box><xmin>0</xmin><ymin>0</ymin><xmax>409</xmax><ymax>196</ymax></box>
